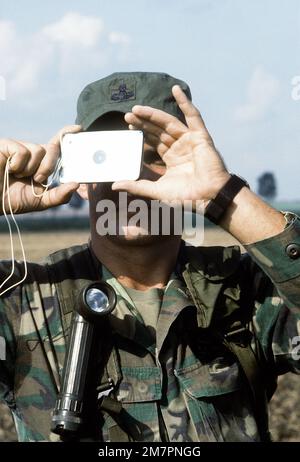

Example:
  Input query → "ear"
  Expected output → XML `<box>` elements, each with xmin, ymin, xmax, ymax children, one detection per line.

<box><xmin>77</xmin><ymin>183</ymin><xmax>89</xmax><ymax>200</ymax></box>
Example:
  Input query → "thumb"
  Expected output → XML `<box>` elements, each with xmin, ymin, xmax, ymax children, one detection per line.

<box><xmin>39</xmin><ymin>182</ymin><xmax>79</xmax><ymax>210</ymax></box>
<box><xmin>112</xmin><ymin>179</ymin><xmax>160</xmax><ymax>200</ymax></box>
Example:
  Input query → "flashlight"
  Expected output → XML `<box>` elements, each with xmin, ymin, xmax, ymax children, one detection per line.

<box><xmin>51</xmin><ymin>281</ymin><xmax>116</xmax><ymax>437</ymax></box>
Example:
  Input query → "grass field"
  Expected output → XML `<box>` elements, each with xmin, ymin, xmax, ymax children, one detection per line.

<box><xmin>0</xmin><ymin>228</ymin><xmax>299</xmax><ymax>441</ymax></box>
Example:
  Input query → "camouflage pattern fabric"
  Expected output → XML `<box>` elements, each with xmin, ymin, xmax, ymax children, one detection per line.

<box><xmin>0</xmin><ymin>217</ymin><xmax>300</xmax><ymax>442</ymax></box>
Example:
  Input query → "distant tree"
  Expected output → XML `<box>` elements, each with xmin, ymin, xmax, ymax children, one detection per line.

<box><xmin>257</xmin><ymin>172</ymin><xmax>277</xmax><ymax>200</ymax></box>
<box><xmin>69</xmin><ymin>191</ymin><xmax>85</xmax><ymax>209</ymax></box>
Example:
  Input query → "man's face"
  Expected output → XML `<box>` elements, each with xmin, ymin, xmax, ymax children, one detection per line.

<box><xmin>81</xmin><ymin>112</ymin><xmax>174</xmax><ymax>244</ymax></box>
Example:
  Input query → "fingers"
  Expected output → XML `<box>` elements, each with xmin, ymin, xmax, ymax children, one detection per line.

<box><xmin>125</xmin><ymin>110</ymin><xmax>186</xmax><ymax>159</ymax></box>
<box><xmin>12</xmin><ymin>142</ymin><xmax>46</xmax><ymax>178</ymax></box>
<box><xmin>112</xmin><ymin>179</ymin><xmax>160</xmax><ymax>200</ymax></box>
<box><xmin>125</xmin><ymin>113</ymin><xmax>177</xmax><ymax>147</ymax></box>
<box><xmin>33</xmin><ymin>142</ymin><xmax>61</xmax><ymax>183</ymax></box>
<box><xmin>0</xmin><ymin>139</ymin><xmax>31</xmax><ymax>172</ymax></box>
<box><xmin>0</xmin><ymin>139</ymin><xmax>47</xmax><ymax>180</ymax></box>
<box><xmin>48</xmin><ymin>124</ymin><xmax>82</xmax><ymax>147</ymax></box>
<box><xmin>126</xmin><ymin>86</ymin><xmax>211</xmax><ymax>147</ymax></box>
<box><xmin>0</xmin><ymin>125</ymin><xmax>81</xmax><ymax>183</ymax></box>
<box><xmin>172</xmin><ymin>85</ymin><xmax>210</xmax><ymax>136</ymax></box>
<box><xmin>142</xmin><ymin>132</ymin><xmax>170</xmax><ymax>157</ymax></box>
<box><xmin>38</xmin><ymin>182</ymin><xmax>79</xmax><ymax>210</ymax></box>
<box><xmin>127</xmin><ymin>106</ymin><xmax>188</xmax><ymax>139</ymax></box>
<box><xmin>34</xmin><ymin>124</ymin><xmax>82</xmax><ymax>183</ymax></box>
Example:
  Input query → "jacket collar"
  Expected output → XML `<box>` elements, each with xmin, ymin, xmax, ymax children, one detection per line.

<box><xmin>180</xmin><ymin>243</ymin><xmax>241</xmax><ymax>281</ymax></box>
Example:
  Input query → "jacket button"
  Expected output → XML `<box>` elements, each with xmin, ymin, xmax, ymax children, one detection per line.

<box><xmin>286</xmin><ymin>243</ymin><xmax>300</xmax><ymax>260</ymax></box>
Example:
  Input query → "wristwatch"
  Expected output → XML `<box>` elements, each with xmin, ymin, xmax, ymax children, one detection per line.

<box><xmin>204</xmin><ymin>174</ymin><xmax>250</xmax><ymax>225</ymax></box>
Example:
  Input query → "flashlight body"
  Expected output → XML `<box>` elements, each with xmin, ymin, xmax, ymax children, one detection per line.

<box><xmin>51</xmin><ymin>312</ymin><xmax>94</xmax><ymax>435</ymax></box>
<box><xmin>51</xmin><ymin>281</ymin><xmax>117</xmax><ymax>438</ymax></box>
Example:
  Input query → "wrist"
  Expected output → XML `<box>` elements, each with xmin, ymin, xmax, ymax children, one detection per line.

<box><xmin>207</xmin><ymin>172</ymin><xmax>232</xmax><ymax>201</ymax></box>
<box><xmin>219</xmin><ymin>188</ymin><xmax>287</xmax><ymax>243</ymax></box>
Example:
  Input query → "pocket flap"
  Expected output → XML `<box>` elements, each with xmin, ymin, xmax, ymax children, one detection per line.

<box><xmin>116</xmin><ymin>366</ymin><xmax>161</xmax><ymax>403</ymax></box>
<box><xmin>175</xmin><ymin>357</ymin><xmax>242</xmax><ymax>398</ymax></box>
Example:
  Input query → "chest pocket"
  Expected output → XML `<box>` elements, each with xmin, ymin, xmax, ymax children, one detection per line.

<box><xmin>174</xmin><ymin>357</ymin><xmax>259</xmax><ymax>442</ymax></box>
<box><xmin>102</xmin><ymin>366</ymin><xmax>162</xmax><ymax>442</ymax></box>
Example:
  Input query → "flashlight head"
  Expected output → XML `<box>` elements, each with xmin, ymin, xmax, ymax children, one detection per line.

<box><xmin>77</xmin><ymin>281</ymin><xmax>116</xmax><ymax>322</ymax></box>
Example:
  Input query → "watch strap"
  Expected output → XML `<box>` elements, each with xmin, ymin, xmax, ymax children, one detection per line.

<box><xmin>204</xmin><ymin>174</ymin><xmax>249</xmax><ymax>225</ymax></box>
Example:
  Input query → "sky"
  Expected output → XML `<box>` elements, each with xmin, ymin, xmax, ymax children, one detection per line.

<box><xmin>0</xmin><ymin>0</ymin><xmax>299</xmax><ymax>200</ymax></box>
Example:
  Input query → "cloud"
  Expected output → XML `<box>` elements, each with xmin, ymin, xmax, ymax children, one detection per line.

<box><xmin>0</xmin><ymin>20</ymin><xmax>54</xmax><ymax>94</ymax></box>
<box><xmin>235</xmin><ymin>67</ymin><xmax>280</xmax><ymax>122</ymax></box>
<box><xmin>0</xmin><ymin>21</ymin><xmax>20</xmax><ymax>74</ymax></box>
<box><xmin>0</xmin><ymin>13</ymin><xmax>132</xmax><ymax>98</ymax></box>
<box><xmin>43</xmin><ymin>12</ymin><xmax>104</xmax><ymax>47</ymax></box>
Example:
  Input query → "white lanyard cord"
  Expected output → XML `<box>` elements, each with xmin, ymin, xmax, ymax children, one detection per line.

<box><xmin>0</xmin><ymin>159</ymin><xmax>28</xmax><ymax>296</ymax></box>
<box><xmin>1</xmin><ymin>134</ymin><xmax>65</xmax><ymax>296</ymax></box>
<box><xmin>31</xmin><ymin>157</ymin><xmax>62</xmax><ymax>198</ymax></box>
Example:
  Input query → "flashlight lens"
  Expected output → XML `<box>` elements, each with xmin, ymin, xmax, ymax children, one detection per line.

<box><xmin>85</xmin><ymin>288</ymin><xmax>109</xmax><ymax>313</ymax></box>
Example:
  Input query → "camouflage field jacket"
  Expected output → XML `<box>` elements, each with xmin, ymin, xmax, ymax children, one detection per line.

<box><xmin>0</xmin><ymin>218</ymin><xmax>300</xmax><ymax>442</ymax></box>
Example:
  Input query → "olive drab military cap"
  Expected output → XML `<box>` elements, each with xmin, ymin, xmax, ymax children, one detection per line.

<box><xmin>76</xmin><ymin>72</ymin><xmax>192</xmax><ymax>130</ymax></box>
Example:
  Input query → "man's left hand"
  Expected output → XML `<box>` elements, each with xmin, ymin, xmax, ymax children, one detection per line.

<box><xmin>112</xmin><ymin>85</ymin><xmax>230</xmax><ymax>210</ymax></box>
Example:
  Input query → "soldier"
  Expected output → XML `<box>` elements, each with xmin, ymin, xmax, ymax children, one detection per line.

<box><xmin>0</xmin><ymin>72</ymin><xmax>299</xmax><ymax>442</ymax></box>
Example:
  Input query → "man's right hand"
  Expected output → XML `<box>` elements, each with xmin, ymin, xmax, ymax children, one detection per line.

<box><xmin>0</xmin><ymin>125</ymin><xmax>81</xmax><ymax>215</ymax></box>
